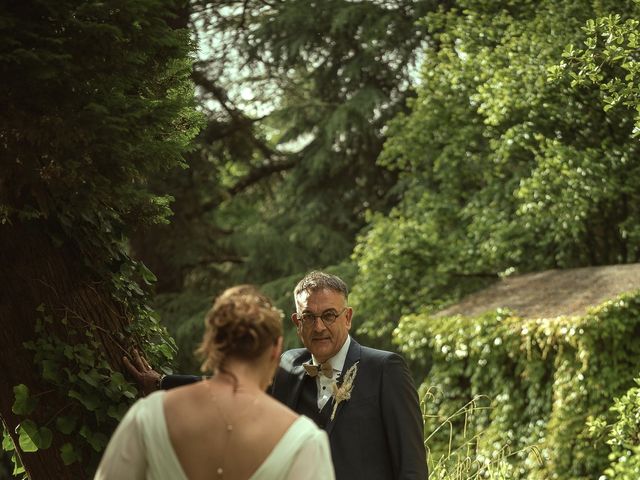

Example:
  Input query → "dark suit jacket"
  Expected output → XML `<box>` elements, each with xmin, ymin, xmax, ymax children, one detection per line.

<box><xmin>271</xmin><ymin>339</ymin><xmax>428</xmax><ymax>480</ymax></box>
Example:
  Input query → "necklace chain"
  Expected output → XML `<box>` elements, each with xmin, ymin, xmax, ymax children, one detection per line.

<box><xmin>208</xmin><ymin>381</ymin><xmax>260</xmax><ymax>478</ymax></box>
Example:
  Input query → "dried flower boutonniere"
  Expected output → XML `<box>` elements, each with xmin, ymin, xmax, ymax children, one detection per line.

<box><xmin>330</xmin><ymin>361</ymin><xmax>359</xmax><ymax>420</ymax></box>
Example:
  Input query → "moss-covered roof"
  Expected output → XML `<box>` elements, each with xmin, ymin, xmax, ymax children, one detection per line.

<box><xmin>435</xmin><ymin>263</ymin><xmax>640</xmax><ymax>319</ymax></box>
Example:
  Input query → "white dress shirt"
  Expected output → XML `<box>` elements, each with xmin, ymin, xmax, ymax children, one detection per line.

<box><xmin>310</xmin><ymin>335</ymin><xmax>351</xmax><ymax>410</ymax></box>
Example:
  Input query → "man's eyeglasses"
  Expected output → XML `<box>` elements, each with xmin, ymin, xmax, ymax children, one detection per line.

<box><xmin>297</xmin><ymin>308</ymin><xmax>347</xmax><ymax>327</ymax></box>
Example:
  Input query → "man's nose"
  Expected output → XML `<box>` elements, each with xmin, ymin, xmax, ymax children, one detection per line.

<box><xmin>313</xmin><ymin>318</ymin><xmax>327</xmax><ymax>331</ymax></box>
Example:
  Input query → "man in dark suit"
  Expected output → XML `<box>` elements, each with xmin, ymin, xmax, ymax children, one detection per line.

<box><xmin>273</xmin><ymin>271</ymin><xmax>427</xmax><ymax>479</ymax></box>
<box><xmin>125</xmin><ymin>271</ymin><xmax>428</xmax><ymax>479</ymax></box>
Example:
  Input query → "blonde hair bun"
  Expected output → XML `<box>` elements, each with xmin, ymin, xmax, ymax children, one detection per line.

<box><xmin>197</xmin><ymin>285</ymin><xmax>283</xmax><ymax>372</ymax></box>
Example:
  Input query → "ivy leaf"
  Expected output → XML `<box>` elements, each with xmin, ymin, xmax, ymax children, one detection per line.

<box><xmin>68</xmin><ymin>390</ymin><xmax>100</xmax><ymax>411</ymax></box>
<box><xmin>123</xmin><ymin>389</ymin><xmax>136</xmax><ymax>399</ymax></box>
<box><xmin>2</xmin><ymin>428</ymin><xmax>15</xmax><ymax>451</ymax></box>
<box><xmin>17</xmin><ymin>420</ymin><xmax>38</xmax><ymax>452</ymax></box>
<box><xmin>56</xmin><ymin>415</ymin><xmax>77</xmax><ymax>435</ymax></box>
<box><xmin>60</xmin><ymin>442</ymin><xmax>80</xmax><ymax>465</ymax></box>
<box><xmin>106</xmin><ymin>372</ymin><xmax>136</xmax><ymax>400</ymax></box>
<box><xmin>79</xmin><ymin>425</ymin><xmax>109</xmax><ymax>452</ymax></box>
<box><xmin>156</xmin><ymin>343</ymin><xmax>174</xmax><ymax>360</ymax></box>
<box><xmin>41</xmin><ymin>360</ymin><xmax>61</xmax><ymax>383</ymax></box>
<box><xmin>74</xmin><ymin>345</ymin><xmax>95</xmax><ymax>366</ymax></box>
<box><xmin>110</xmin><ymin>371</ymin><xmax>127</xmax><ymax>387</ymax></box>
<box><xmin>38</xmin><ymin>427</ymin><xmax>52</xmax><ymax>450</ymax></box>
<box><xmin>87</xmin><ymin>432</ymin><xmax>108</xmax><ymax>452</ymax></box>
<box><xmin>140</xmin><ymin>263</ymin><xmax>157</xmax><ymax>285</ymax></box>
<box><xmin>16</xmin><ymin>420</ymin><xmax>52</xmax><ymax>452</ymax></box>
<box><xmin>107</xmin><ymin>402</ymin><xmax>129</xmax><ymax>420</ymax></box>
<box><xmin>11</xmin><ymin>450</ymin><xmax>25</xmax><ymax>476</ymax></box>
<box><xmin>78</xmin><ymin>369</ymin><xmax>100</xmax><ymax>388</ymax></box>
<box><xmin>12</xmin><ymin>384</ymin><xmax>37</xmax><ymax>415</ymax></box>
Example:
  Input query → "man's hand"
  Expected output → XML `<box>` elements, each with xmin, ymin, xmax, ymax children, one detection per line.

<box><xmin>123</xmin><ymin>349</ymin><xmax>162</xmax><ymax>396</ymax></box>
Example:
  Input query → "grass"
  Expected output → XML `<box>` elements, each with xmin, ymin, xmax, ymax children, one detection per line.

<box><xmin>422</xmin><ymin>387</ymin><xmax>542</xmax><ymax>480</ymax></box>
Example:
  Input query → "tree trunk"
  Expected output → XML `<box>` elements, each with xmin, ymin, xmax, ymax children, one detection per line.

<box><xmin>0</xmin><ymin>221</ymin><xmax>133</xmax><ymax>479</ymax></box>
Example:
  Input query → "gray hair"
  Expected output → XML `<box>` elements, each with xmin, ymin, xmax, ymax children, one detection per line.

<box><xmin>293</xmin><ymin>271</ymin><xmax>349</xmax><ymax>301</ymax></box>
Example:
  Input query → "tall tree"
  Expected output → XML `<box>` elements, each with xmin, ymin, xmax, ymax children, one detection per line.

<box><xmin>0</xmin><ymin>0</ymin><xmax>201</xmax><ymax>477</ymax></box>
<box><xmin>134</xmin><ymin>0</ymin><xmax>446</xmax><ymax>287</ymax></box>
<box><xmin>351</xmin><ymin>0</ymin><xmax>640</xmax><ymax>347</ymax></box>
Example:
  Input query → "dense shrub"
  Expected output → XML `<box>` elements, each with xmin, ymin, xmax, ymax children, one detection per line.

<box><xmin>396</xmin><ymin>291</ymin><xmax>640</xmax><ymax>479</ymax></box>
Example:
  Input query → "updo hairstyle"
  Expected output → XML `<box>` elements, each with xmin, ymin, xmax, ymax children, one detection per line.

<box><xmin>197</xmin><ymin>285</ymin><xmax>283</xmax><ymax>373</ymax></box>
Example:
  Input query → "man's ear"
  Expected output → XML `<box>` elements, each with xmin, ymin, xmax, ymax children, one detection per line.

<box><xmin>291</xmin><ymin>313</ymin><xmax>303</xmax><ymax>340</ymax></box>
<box><xmin>345</xmin><ymin>307</ymin><xmax>353</xmax><ymax>330</ymax></box>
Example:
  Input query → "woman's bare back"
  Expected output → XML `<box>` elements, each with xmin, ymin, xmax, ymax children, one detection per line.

<box><xmin>163</xmin><ymin>381</ymin><xmax>298</xmax><ymax>480</ymax></box>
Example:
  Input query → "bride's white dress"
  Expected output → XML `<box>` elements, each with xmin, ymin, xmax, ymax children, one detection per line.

<box><xmin>95</xmin><ymin>391</ymin><xmax>334</xmax><ymax>480</ymax></box>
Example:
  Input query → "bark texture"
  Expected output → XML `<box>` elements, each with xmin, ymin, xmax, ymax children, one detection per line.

<box><xmin>0</xmin><ymin>221</ymin><xmax>132</xmax><ymax>479</ymax></box>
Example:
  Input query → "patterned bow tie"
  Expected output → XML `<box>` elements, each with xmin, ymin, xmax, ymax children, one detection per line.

<box><xmin>303</xmin><ymin>362</ymin><xmax>334</xmax><ymax>378</ymax></box>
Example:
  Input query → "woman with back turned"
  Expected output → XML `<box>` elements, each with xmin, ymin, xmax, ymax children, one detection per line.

<box><xmin>95</xmin><ymin>285</ymin><xmax>335</xmax><ymax>480</ymax></box>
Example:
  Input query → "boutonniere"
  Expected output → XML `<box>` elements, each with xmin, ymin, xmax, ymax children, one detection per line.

<box><xmin>330</xmin><ymin>361</ymin><xmax>359</xmax><ymax>420</ymax></box>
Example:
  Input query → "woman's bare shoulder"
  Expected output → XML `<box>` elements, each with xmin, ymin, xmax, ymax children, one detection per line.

<box><xmin>261</xmin><ymin>393</ymin><xmax>299</xmax><ymax>424</ymax></box>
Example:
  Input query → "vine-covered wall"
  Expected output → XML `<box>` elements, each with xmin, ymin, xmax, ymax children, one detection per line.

<box><xmin>395</xmin><ymin>291</ymin><xmax>640</xmax><ymax>478</ymax></box>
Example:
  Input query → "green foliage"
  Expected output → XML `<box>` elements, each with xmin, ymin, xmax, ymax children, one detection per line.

<box><xmin>396</xmin><ymin>291</ymin><xmax>640</xmax><ymax>479</ymax></box>
<box><xmin>351</xmin><ymin>200</ymin><xmax>495</xmax><ymax>349</ymax></box>
<box><xmin>2</xmin><ymin>313</ymin><xmax>140</xmax><ymax>473</ymax></box>
<box><xmin>144</xmin><ymin>0</ymin><xmax>441</xmax><ymax>297</ymax></box>
<box><xmin>552</xmin><ymin>5</ymin><xmax>640</xmax><ymax>129</ymax></box>
<box><xmin>153</xmin><ymin>291</ymin><xmax>213</xmax><ymax>374</ymax></box>
<box><xmin>352</xmin><ymin>0</ymin><xmax>640</xmax><ymax>349</ymax></box>
<box><xmin>587</xmin><ymin>375</ymin><xmax>640</xmax><ymax>479</ymax></box>
<box><xmin>1</xmin><ymin>0</ymin><xmax>202</xmax><ymax>228</ymax></box>
<box><xmin>548</xmin><ymin>4</ymin><xmax>640</xmax><ymax>254</ymax></box>
<box><xmin>238</xmin><ymin>0</ymin><xmax>433</xmax><ymax>188</ymax></box>
<box><xmin>1</xmin><ymin>425</ymin><xmax>24</xmax><ymax>478</ymax></box>
<box><xmin>12</xmin><ymin>386</ymin><xmax>37</xmax><ymax>417</ymax></box>
<box><xmin>213</xmin><ymin>192</ymin><xmax>357</xmax><ymax>285</ymax></box>
<box><xmin>16</xmin><ymin>420</ymin><xmax>52</xmax><ymax>453</ymax></box>
<box><xmin>1</xmin><ymin>0</ymin><xmax>201</xmax><ymax>475</ymax></box>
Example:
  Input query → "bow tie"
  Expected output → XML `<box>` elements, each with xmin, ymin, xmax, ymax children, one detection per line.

<box><xmin>303</xmin><ymin>362</ymin><xmax>334</xmax><ymax>378</ymax></box>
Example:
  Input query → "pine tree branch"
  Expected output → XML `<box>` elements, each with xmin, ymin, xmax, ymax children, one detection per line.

<box><xmin>192</xmin><ymin>68</ymin><xmax>276</xmax><ymax>160</ymax></box>
<box><xmin>227</xmin><ymin>155</ymin><xmax>298</xmax><ymax>196</ymax></box>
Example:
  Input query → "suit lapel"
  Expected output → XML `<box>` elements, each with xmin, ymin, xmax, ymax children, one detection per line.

<box><xmin>325</xmin><ymin>338</ymin><xmax>362</xmax><ymax>436</ymax></box>
<box><xmin>285</xmin><ymin>353</ymin><xmax>310</xmax><ymax>409</ymax></box>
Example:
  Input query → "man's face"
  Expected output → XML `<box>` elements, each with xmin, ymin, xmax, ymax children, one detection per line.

<box><xmin>292</xmin><ymin>288</ymin><xmax>352</xmax><ymax>363</ymax></box>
